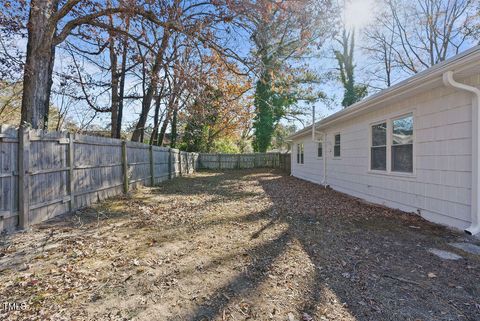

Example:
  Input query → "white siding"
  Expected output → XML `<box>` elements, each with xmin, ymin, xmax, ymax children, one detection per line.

<box><xmin>291</xmin><ymin>140</ymin><xmax>324</xmax><ymax>185</ymax></box>
<box><xmin>291</xmin><ymin>74</ymin><xmax>480</xmax><ymax>231</ymax></box>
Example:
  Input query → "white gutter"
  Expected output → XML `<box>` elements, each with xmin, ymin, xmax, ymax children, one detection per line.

<box><xmin>323</xmin><ymin>132</ymin><xmax>327</xmax><ymax>188</ymax></box>
<box><xmin>312</xmin><ymin>105</ymin><xmax>316</xmax><ymax>141</ymax></box>
<box><xmin>443</xmin><ymin>71</ymin><xmax>480</xmax><ymax>235</ymax></box>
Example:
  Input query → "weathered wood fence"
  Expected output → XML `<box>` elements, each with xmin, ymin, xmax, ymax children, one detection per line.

<box><xmin>0</xmin><ymin>125</ymin><xmax>291</xmax><ymax>232</ymax></box>
<box><xmin>197</xmin><ymin>152</ymin><xmax>291</xmax><ymax>172</ymax></box>
<box><xmin>0</xmin><ymin>125</ymin><xmax>198</xmax><ymax>232</ymax></box>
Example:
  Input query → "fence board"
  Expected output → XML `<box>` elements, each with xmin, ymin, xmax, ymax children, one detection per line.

<box><xmin>0</xmin><ymin>125</ymin><xmax>18</xmax><ymax>230</ymax></box>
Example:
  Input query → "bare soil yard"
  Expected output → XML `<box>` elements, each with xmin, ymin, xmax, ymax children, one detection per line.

<box><xmin>1</xmin><ymin>170</ymin><xmax>479</xmax><ymax>321</ymax></box>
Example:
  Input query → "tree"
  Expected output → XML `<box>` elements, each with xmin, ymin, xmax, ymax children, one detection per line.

<box><xmin>363</xmin><ymin>16</ymin><xmax>397</xmax><ymax>88</ymax></box>
<box><xmin>270</xmin><ymin>123</ymin><xmax>296</xmax><ymax>152</ymax></box>
<box><xmin>335</xmin><ymin>29</ymin><xmax>368</xmax><ymax>108</ymax></box>
<box><xmin>385</xmin><ymin>0</ymin><xmax>478</xmax><ymax>74</ymax></box>
<box><xmin>182</xmin><ymin>54</ymin><xmax>252</xmax><ymax>152</ymax></box>
<box><xmin>17</xmin><ymin>0</ymin><xmax>196</xmax><ymax>129</ymax></box>
<box><xmin>20</xmin><ymin>0</ymin><xmax>111</xmax><ymax>128</ymax></box>
<box><xmin>245</xmin><ymin>0</ymin><xmax>335</xmax><ymax>152</ymax></box>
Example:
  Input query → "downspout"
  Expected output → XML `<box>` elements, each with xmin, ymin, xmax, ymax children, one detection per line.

<box><xmin>443</xmin><ymin>71</ymin><xmax>480</xmax><ymax>235</ymax></box>
<box><xmin>312</xmin><ymin>105</ymin><xmax>316</xmax><ymax>141</ymax></box>
<box><xmin>323</xmin><ymin>132</ymin><xmax>327</xmax><ymax>188</ymax></box>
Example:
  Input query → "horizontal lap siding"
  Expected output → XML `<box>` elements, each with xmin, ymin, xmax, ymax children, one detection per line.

<box><xmin>291</xmin><ymin>141</ymin><xmax>324</xmax><ymax>185</ymax></box>
<box><xmin>291</xmin><ymin>74</ymin><xmax>480</xmax><ymax>230</ymax></box>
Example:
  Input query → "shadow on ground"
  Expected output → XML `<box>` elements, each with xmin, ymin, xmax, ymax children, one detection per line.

<box><xmin>1</xmin><ymin>169</ymin><xmax>479</xmax><ymax>321</ymax></box>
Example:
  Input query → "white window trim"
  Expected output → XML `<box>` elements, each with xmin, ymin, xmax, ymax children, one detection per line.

<box><xmin>368</xmin><ymin>119</ymin><xmax>388</xmax><ymax>173</ymax></box>
<box><xmin>297</xmin><ymin>143</ymin><xmax>304</xmax><ymax>165</ymax></box>
<box><xmin>316</xmin><ymin>141</ymin><xmax>323</xmax><ymax>159</ymax></box>
<box><xmin>333</xmin><ymin>132</ymin><xmax>341</xmax><ymax>159</ymax></box>
<box><xmin>367</xmin><ymin>111</ymin><xmax>416</xmax><ymax>177</ymax></box>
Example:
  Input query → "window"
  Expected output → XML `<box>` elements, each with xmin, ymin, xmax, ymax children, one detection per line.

<box><xmin>392</xmin><ymin>115</ymin><xmax>413</xmax><ymax>172</ymax></box>
<box><xmin>334</xmin><ymin>134</ymin><xmax>341</xmax><ymax>157</ymax></box>
<box><xmin>368</xmin><ymin>114</ymin><xmax>414</xmax><ymax>174</ymax></box>
<box><xmin>317</xmin><ymin>142</ymin><xmax>323</xmax><ymax>158</ymax></box>
<box><xmin>297</xmin><ymin>143</ymin><xmax>304</xmax><ymax>164</ymax></box>
<box><xmin>371</xmin><ymin>122</ymin><xmax>387</xmax><ymax>170</ymax></box>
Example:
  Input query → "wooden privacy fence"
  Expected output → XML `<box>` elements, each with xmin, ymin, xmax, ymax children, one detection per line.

<box><xmin>0</xmin><ymin>125</ymin><xmax>198</xmax><ymax>232</ymax></box>
<box><xmin>197</xmin><ymin>152</ymin><xmax>291</xmax><ymax>172</ymax></box>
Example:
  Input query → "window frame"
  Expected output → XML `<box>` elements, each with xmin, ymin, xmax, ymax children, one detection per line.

<box><xmin>333</xmin><ymin>133</ymin><xmax>341</xmax><ymax>158</ymax></box>
<box><xmin>391</xmin><ymin>113</ymin><xmax>414</xmax><ymax>173</ymax></box>
<box><xmin>367</xmin><ymin>111</ymin><xmax>416</xmax><ymax>177</ymax></box>
<box><xmin>297</xmin><ymin>143</ymin><xmax>304</xmax><ymax>165</ymax></box>
<box><xmin>369</xmin><ymin>120</ymin><xmax>388</xmax><ymax>172</ymax></box>
<box><xmin>317</xmin><ymin>141</ymin><xmax>323</xmax><ymax>159</ymax></box>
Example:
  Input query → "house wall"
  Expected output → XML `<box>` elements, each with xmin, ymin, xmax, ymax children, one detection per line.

<box><xmin>291</xmin><ymin>140</ymin><xmax>325</xmax><ymax>185</ymax></box>
<box><xmin>291</xmin><ymin>74</ymin><xmax>480</xmax><ymax>231</ymax></box>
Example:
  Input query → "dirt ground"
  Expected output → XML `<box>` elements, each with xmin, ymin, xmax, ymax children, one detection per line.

<box><xmin>1</xmin><ymin>169</ymin><xmax>479</xmax><ymax>321</ymax></box>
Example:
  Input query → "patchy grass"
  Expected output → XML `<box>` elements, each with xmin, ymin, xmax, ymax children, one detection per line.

<box><xmin>0</xmin><ymin>169</ymin><xmax>479</xmax><ymax>321</ymax></box>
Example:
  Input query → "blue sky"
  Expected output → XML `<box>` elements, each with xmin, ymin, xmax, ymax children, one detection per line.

<box><xmin>5</xmin><ymin>0</ymin><xmax>478</xmax><ymax>133</ymax></box>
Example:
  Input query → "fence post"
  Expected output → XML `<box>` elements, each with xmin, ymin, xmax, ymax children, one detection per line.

<box><xmin>149</xmin><ymin>145</ymin><xmax>154</xmax><ymax>186</ymax></box>
<box><xmin>18</xmin><ymin>127</ymin><xmax>30</xmax><ymax>229</ymax></box>
<box><xmin>237</xmin><ymin>154</ymin><xmax>241</xmax><ymax>169</ymax></box>
<box><xmin>168</xmin><ymin>148</ymin><xmax>172</xmax><ymax>180</ymax></box>
<box><xmin>122</xmin><ymin>140</ymin><xmax>129</xmax><ymax>193</ymax></box>
<box><xmin>68</xmin><ymin>132</ymin><xmax>75</xmax><ymax>212</ymax></box>
<box><xmin>218</xmin><ymin>153</ymin><xmax>221</xmax><ymax>170</ymax></box>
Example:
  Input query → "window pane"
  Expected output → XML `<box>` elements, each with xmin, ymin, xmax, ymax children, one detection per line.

<box><xmin>334</xmin><ymin>145</ymin><xmax>340</xmax><ymax>157</ymax></box>
<box><xmin>317</xmin><ymin>143</ymin><xmax>322</xmax><ymax>157</ymax></box>
<box><xmin>335</xmin><ymin>134</ymin><xmax>341</xmax><ymax>145</ymax></box>
<box><xmin>372</xmin><ymin>123</ymin><xmax>386</xmax><ymax>146</ymax></box>
<box><xmin>371</xmin><ymin>146</ymin><xmax>386</xmax><ymax>170</ymax></box>
<box><xmin>393</xmin><ymin>115</ymin><xmax>413</xmax><ymax>145</ymax></box>
<box><xmin>392</xmin><ymin>144</ymin><xmax>413</xmax><ymax>172</ymax></box>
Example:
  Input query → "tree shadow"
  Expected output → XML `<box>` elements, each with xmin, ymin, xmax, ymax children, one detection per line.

<box><xmin>177</xmin><ymin>171</ymin><xmax>479</xmax><ymax>321</ymax></box>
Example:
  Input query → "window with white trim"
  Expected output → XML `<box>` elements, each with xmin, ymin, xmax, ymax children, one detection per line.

<box><xmin>369</xmin><ymin>114</ymin><xmax>414</xmax><ymax>173</ymax></box>
<box><xmin>371</xmin><ymin>122</ymin><xmax>387</xmax><ymax>170</ymax></box>
<box><xmin>297</xmin><ymin>143</ymin><xmax>304</xmax><ymax>164</ymax></box>
<box><xmin>391</xmin><ymin>115</ymin><xmax>413</xmax><ymax>172</ymax></box>
<box><xmin>317</xmin><ymin>142</ymin><xmax>323</xmax><ymax>158</ymax></box>
<box><xmin>334</xmin><ymin>134</ymin><xmax>341</xmax><ymax>157</ymax></box>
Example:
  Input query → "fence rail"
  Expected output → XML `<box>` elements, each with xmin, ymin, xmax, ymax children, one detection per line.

<box><xmin>0</xmin><ymin>125</ymin><xmax>290</xmax><ymax>232</ymax></box>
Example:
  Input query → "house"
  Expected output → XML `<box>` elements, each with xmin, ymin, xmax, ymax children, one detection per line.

<box><xmin>288</xmin><ymin>46</ymin><xmax>480</xmax><ymax>235</ymax></box>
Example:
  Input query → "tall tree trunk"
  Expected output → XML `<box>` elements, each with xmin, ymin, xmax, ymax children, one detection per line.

<box><xmin>170</xmin><ymin>105</ymin><xmax>178</xmax><ymax>148</ymax></box>
<box><xmin>115</xmin><ymin>18</ymin><xmax>130</xmax><ymax>139</ymax></box>
<box><xmin>150</xmin><ymin>92</ymin><xmax>163</xmax><ymax>145</ymax></box>
<box><xmin>109</xmin><ymin>31</ymin><xmax>120</xmax><ymax>138</ymax></box>
<box><xmin>131</xmin><ymin>31</ymin><xmax>170</xmax><ymax>142</ymax></box>
<box><xmin>21</xmin><ymin>0</ymin><xmax>58</xmax><ymax>129</ymax></box>
<box><xmin>158</xmin><ymin>107</ymin><xmax>172</xmax><ymax>146</ymax></box>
